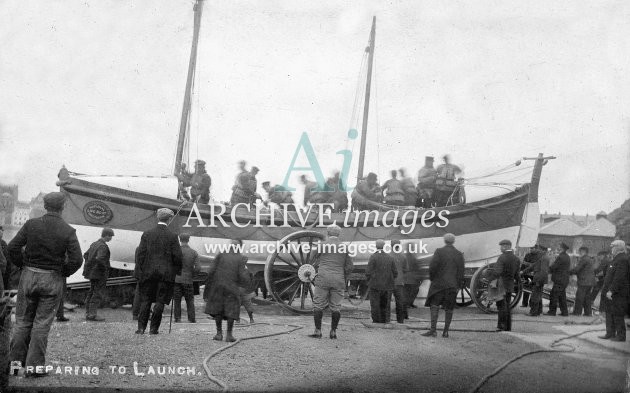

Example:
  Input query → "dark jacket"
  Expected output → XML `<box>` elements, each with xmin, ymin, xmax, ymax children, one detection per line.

<box><xmin>190</xmin><ymin>172</ymin><xmax>211</xmax><ymax>202</ymax></box>
<box><xmin>486</xmin><ymin>251</ymin><xmax>521</xmax><ymax>293</ymax></box>
<box><xmin>314</xmin><ymin>237</ymin><xmax>353</xmax><ymax>289</ymax></box>
<box><xmin>550</xmin><ymin>251</ymin><xmax>571</xmax><ymax>286</ymax></box>
<box><xmin>204</xmin><ymin>251</ymin><xmax>251</xmax><ymax>320</ymax></box>
<box><xmin>135</xmin><ymin>224</ymin><xmax>183</xmax><ymax>283</ymax></box>
<box><xmin>8</xmin><ymin>212</ymin><xmax>82</xmax><ymax>277</ymax></box>
<box><xmin>426</xmin><ymin>244</ymin><xmax>465</xmax><ymax>300</ymax></box>
<box><xmin>389</xmin><ymin>252</ymin><xmax>407</xmax><ymax>286</ymax></box>
<box><xmin>523</xmin><ymin>250</ymin><xmax>549</xmax><ymax>285</ymax></box>
<box><xmin>175</xmin><ymin>243</ymin><xmax>200</xmax><ymax>284</ymax></box>
<box><xmin>82</xmin><ymin>238</ymin><xmax>111</xmax><ymax>280</ymax></box>
<box><xmin>608</xmin><ymin>252</ymin><xmax>629</xmax><ymax>298</ymax></box>
<box><xmin>570</xmin><ymin>255</ymin><xmax>596</xmax><ymax>286</ymax></box>
<box><xmin>366</xmin><ymin>250</ymin><xmax>397</xmax><ymax>291</ymax></box>
<box><xmin>403</xmin><ymin>252</ymin><xmax>422</xmax><ymax>285</ymax></box>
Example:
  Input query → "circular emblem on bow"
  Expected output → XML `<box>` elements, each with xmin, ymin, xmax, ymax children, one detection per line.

<box><xmin>83</xmin><ymin>200</ymin><xmax>113</xmax><ymax>225</ymax></box>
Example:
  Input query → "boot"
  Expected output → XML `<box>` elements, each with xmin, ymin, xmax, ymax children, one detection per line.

<box><xmin>442</xmin><ymin>310</ymin><xmax>453</xmax><ymax>338</ymax></box>
<box><xmin>248</xmin><ymin>311</ymin><xmax>255</xmax><ymax>324</ymax></box>
<box><xmin>225</xmin><ymin>318</ymin><xmax>236</xmax><ymax>342</ymax></box>
<box><xmin>309</xmin><ymin>310</ymin><xmax>323</xmax><ymax>338</ymax></box>
<box><xmin>213</xmin><ymin>318</ymin><xmax>223</xmax><ymax>341</ymax></box>
<box><xmin>613</xmin><ymin>315</ymin><xmax>626</xmax><ymax>341</ymax></box>
<box><xmin>330</xmin><ymin>311</ymin><xmax>340</xmax><ymax>339</ymax></box>
<box><xmin>422</xmin><ymin>306</ymin><xmax>439</xmax><ymax>337</ymax></box>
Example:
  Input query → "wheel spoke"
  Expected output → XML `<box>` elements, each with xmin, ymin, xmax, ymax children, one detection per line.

<box><xmin>278</xmin><ymin>279</ymin><xmax>300</xmax><ymax>298</ymax></box>
<box><xmin>308</xmin><ymin>284</ymin><xmax>314</xmax><ymax>300</ymax></box>
<box><xmin>289</xmin><ymin>250</ymin><xmax>302</xmax><ymax>266</ymax></box>
<box><xmin>300</xmin><ymin>284</ymin><xmax>306</xmax><ymax>309</ymax></box>
<box><xmin>276</xmin><ymin>255</ymin><xmax>299</xmax><ymax>269</ymax></box>
<box><xmin>297</xmin><ymin>238</ymin><xmax>305</xmax><ymax>264</ymax></box>
<box><xmin>287</xmin><ymin>283</ymin><xmax>301</xmax><ymax>306</ymax></box>
<box><xmin>273</xmin><ymin>275</ymin><xmax>297</xmax><ymax>286</ymax></box>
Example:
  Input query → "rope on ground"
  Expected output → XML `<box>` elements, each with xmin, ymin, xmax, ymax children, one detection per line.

<box><xmin>467</xmin><ymin>328</ymin><xmax>604</xmax><ymax>393</ymax></box>
<box><xmin>202</xmin><ymin>321</ymin><xmax>303</xmax><ymax>392</ymax></box>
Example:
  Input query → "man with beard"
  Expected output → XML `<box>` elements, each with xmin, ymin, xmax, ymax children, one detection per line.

<box><xmin>422</xmin><ymin>233</ymin><xmax>465</xmax><ymax>338</ymax></box>
<box><xmin>599</xmin><ymin>240</ymin><xmax>629</xmax><ymax>342</ymax></box>
<box><xmin>135</xmin><ymin>208</ymin><xmax>183</xmax><ymax>335</ymax></box>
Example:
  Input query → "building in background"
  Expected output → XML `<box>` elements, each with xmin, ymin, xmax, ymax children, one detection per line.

<box><xmin>11</xmin><ymin>201</ymin><xmax>31</xmax><ymax>226</ymax></box>
<box><xmin>537</xmin><ymin>211</ymin><xmax>615</xmax><ymax>255</ymax></box>
<box><xmin>0</xmin><ymin>184</ymin><xmax>47</xmax><ymax>228</ymax></box>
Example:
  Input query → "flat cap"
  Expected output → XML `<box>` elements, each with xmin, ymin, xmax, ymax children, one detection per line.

<box><xmin>43</xmin><ymin>192</ymin><xmax>66</xmax><ymax>210</ymax></box>
<box><xmin>101</xmin><ymin>228</ymin><xmax>115</xmax><ymax>237</ymax></box>
<box><xmin>499</xmin><ymin>239</ymin><xmax>512</xmax><ymax>247</ymax></box>
<box><xmin>156</xmin><ymin>208</ymin><xmax>175</xmax><ymax>220</ymax></box>
<box><xmin>327</xmin><ymin>224</ymin><xmax>341</xmax><ymax>237</ymax></box>
<box><xmin>560</xmin><ymin>242</ymin><xmax>570</xmax><ymax>250</ymax></box>
<box><xmin>195</xmin><ymin>159</ymin><xmax>206</xmax><ymax>166</ymax></box>
<box><xmin>251</xmin><ymin>166</ymin><xmax>260</xmax><ymax>172</ymax></box>
<box><xmin>425</xmin><ymin>156</ymin><xmax>434</xmax><ymax>161</ymax></box>
<box><xmin>375</xmin><ymin>239</ymin><xmax>385</xmax><ymax>249</ymax></box>
<box><xmin>443</xmin><ymin>233</ymin><xmax>456</xmax><ymax>244</ymax></box>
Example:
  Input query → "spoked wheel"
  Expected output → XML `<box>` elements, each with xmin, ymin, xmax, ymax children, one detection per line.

<box><xmin>264</xmin><ymin>230</ymin><xmax>325</xmax><ymax>314</ymax></box>
<box><xmin>470</xmin><ymin>265</ymin><xmax>523</xmax><ymax>314</ymax></box>
<box><xmin>455</xmin><ymin>279</ymin><xmax>474</xmax><ymax>307</ymax></box>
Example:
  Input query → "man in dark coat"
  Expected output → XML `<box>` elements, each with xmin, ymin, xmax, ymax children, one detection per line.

<box><xmin>524</xmin><ymin>245</ymin><xmax>549</xmax><ymax>316</ymax></box>
<box><xmin>366</xmin><ymin>239</ymin><xmax>397</xmax><ymax>323</ymax></box>
<box><xmin>591</xmin><ymin>251</ymin><xmax>611</xmax><ymax>307</ymax></box>
<box><xmin>382</xmin><ymin>170</ymin><xmax>405</xmax><ymax>206</ymax></box>
<box><xmin>416</xmin><ymin>156</ymin><xmax>437</xmax><ymax>208</ymax></box>
<box><xmin>173</xmin><ymin>234</ymin><xmax>200</xmax><ymax>323</ymax></box>
<box><xmin>599</xmin><ymin>240</ymin><xmax>629</xmax><ymax>342</ymax></box>
<box><xmin>570</xmin><ymin>246</ymin><xmax>596</xmax><ymax>316</ymax></box>
<box><xmin>135</xmin><ymin>208</ymin><xmax>183</xmax><ymax>335</ymax></box>
<box><xmin>389</xmin><ymin>239</ymin><xmax>407</xmax><ymax>323</ymax></box>
<box><xmin>82</xmin><ymin>228</ymin><xmax>114</xmax><ymax>321</ymax></box>
<box><xmin>189</xmin><ymin>160</ymin><xmax>212</xmax><ymax>204</ymax></box>
<box><xmin>547</xmin><ymin>242</ymin><xmax>571</xmax><ymax>316</ymax></box>
<box><xmin>351</xmin><ymin>173</ymin><xmax>382</xmax><ymax>210</ymax></box>
<box><xmin>403</xmin><ymin>244</ymin><xmax>422</xmax><ymax>310</ymax></box>
<box><xmin>230</xmin><ymin>166</ymin><xmax>261</xmax><ymax>206</ymax></box>
<box><xmin>422</xmin><ymin>233</ymin><xmax>465</xmax><ymax>338</ymax></box>
<box><xmin>204</xmin><ymin>239</ymin><xmax>250</xmax><ymax>342</ymax></box>
<box><xmin>8</xmin><ymin>192</ymin><xmax>83</xmax><ymax>375</ymax></box>
<box><xmin>484</xmin><ymin>240</ymin><xmax>521</xmax><ymax>331</ymax></box>
<box><xmin>310</xmin><ymin>225</ymin><xmax>353</xmax><ymax>339</ymax></box>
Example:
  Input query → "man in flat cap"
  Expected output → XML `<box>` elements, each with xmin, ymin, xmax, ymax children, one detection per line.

<box><xmin>416</xmin><ymin>156</ymin><xmax>437</xmax><ymax>208</ymax></box>
<box><xmin>190</xmin><ymin>160</ymin><xmax>211</xmax><ymax>204</ymax></box>
<box><xmin>523</xmin><ymin>244</ymin><xmax>550</xmax><ymax>317</ymax></box>
<box><xmin>8</xmin><ymin>192</ymin><xmax>83</xmax><ymax>376</ymax></box>
<box><xmin>135</xmin><ymin>208</ymin><xmax>183</xmax><ymax>334</ymax></box>
<box><xmin>484</xmin><ymin>240</ymin><xmax>521</xmax><ymax>331</ymax></box>
<box><xmin>547</xmin><ymin>242</ymin><xmax>571</xmax><ymax>316</ymax></box>
<box><xmin>82</xmin><ymin>228</ymin><xmax>115</xmax><ymax>321</ymax></box>
<box><xmin>599</xmin><ymin>240</ymin><xmax>629</xmax><ymax>341</ymax></box>
<box><xmin>422</xmin><ymin>233</ymin><xmax>465</xmax><ymax>338</ymax></box>
<box><xmin>366</xmin><ymin>239</ymin><xmax>397</xmax><ymax>324</ymax></box>
<box><xmin>310</xmin><ymin>225</ymin><xmax>353</xmax><ymax>339</ymax></box>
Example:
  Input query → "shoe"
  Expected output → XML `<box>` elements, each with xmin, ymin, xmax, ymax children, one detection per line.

<box><xmin>442</xmin><ymin>331</ymin><xmax>449</xmax><ymax>338</ymax></box>
<box><xmin>421</xmin><ymin>330</ymin><xmax>437</xmax><ymax>337</ymax></box>
<box><xmin>598</xmin><ymin>334</ymin><xmax>614</xmax><ymax>340</ymax></box>
<box><xmin>135</xmin><ymin>329</ymin><xmax>145</xmax><ymax>335</ymax></box>
<box><xmin>526</xmin><ymin>313</ymin><xmax>539</xmax><ymax>317</ymax></box>
<box><xmin>520</xmin><ymin>305</ymin><xmax>528</xmax><ymax>308</ymax></box>
<box><xmin>329</xmin><ymin>330</ymin><xmax>337</xmax><ymax>339</ymax></box>
<box><xmin>409</xmin><ymin>305</ymin><xmax>417</xmax><ymax>309</ymax></box>
<box><xmin>149</xmin><ymin>330</ymin><xmax>158</xmax><ymax>335</ymax></box>
<box><xmin>560</xmin><ymin>314</ymin><xmax>569</xmax><ymax>317</ymax></box>
<box><xmin>174</xmin><ymin>319</ymin><xmax>181</xmax><ymax>323</ymax></box>
<box><xmin>56</xmin><ymin>316</ymin><xmax>69</xmax><ymax>322</ymax></box>
<box><xmin>225</xmin><ymin>333</ymin><xmax>236</xmax><ymax>342</ymax></box>
<box><xmin>545</xmin><ymin>312</ymin><xmax>556</xmax><ymax>316</ymax></box>
<box><xmin>189</xmin><ymin>319</ymin><xmax>196</xmax><ymax>323</ymax></box>
<box><xmin>86</xmin><ymin>317</ymin><xmax>105</xmax><ymax>322</ymax></box>
<box><xmin>213</xmin><ymin>333</ymin><xmax>223</xmax><ymax>341</ymax></box>
<box><xmin>308</xmin><ymin>329</ymin><xmax>322</xmax><ymax>339</ymax></box>
<box><xmin>249</xmin><ymin>318</ymin><xmax>255</xmax><ymax>324</ymax></box>
<box><xmin>610</xmin><ymin>336</ymin><xmax>626</xmax><ymax>342</ymax></box>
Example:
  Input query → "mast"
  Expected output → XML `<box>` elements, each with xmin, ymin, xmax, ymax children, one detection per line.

<box><xmin>523</xmin><ymin>153</ymin><xmax>556</xmax><ymax>202</ymax></box>
<box><xmin>356</xmin><ymin>16</ymin><xmax>376</xmax><ymax>181</ymax></box>
<box><xmin>174</xmin><ymin>0</ymin><xmax>204</xmax><ymax>175</ymax></box>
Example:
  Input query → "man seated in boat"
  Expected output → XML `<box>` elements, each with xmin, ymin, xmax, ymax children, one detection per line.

<box><xmin>398</xmin><ymin>168</ymin><xmax>417</xmax><ymax>207</ymax></box>
<box><xmin>381</xmin><ymin>170</ymin><xmax>406</xmax><ymax>206</ymax></box>
<box><xmin>230</xmin><ymin>166</ymin><xmax>261</xmax><ymax>207</ymax></box>
<box><xmin>300</xmin><ymin>175</ymin><xmax>333</xmax><ymax>208</ymax></box>
<box><xmin>416</xmin><ymin>156</ymin><xmax>437</xmax><ymax>208</ymax></box>
<box><xmin>351</xmin><ymin>172</ymin><xmax>382</xmax><ymax>211</ymax></box>
<box><xmin>262</xmin><ymin>181</ymin><xmax>295</xmax><ymax>211</ymax></box>
<box><xmin>434</xmin><ymin>155</ymin><xmax>462</xmax><ymax>207</ymax></box>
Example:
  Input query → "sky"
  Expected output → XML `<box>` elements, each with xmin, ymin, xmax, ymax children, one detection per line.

<box><xmin>0</xmin><ymin>0</ymin><xmax>629</xmax><ymax>215</ymax></box>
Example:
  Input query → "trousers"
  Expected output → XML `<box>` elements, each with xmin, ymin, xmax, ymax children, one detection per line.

<box><xmin>173</xmin><ymin>283</ymin><xmax>195</xmax><ymax>322</ymax></box>
<box><xmin>369</xmin><ymin>289</ymin><xmax>391</xmax><ymax>323</ymax></box>
<box><xmin>548</xmin><ymin>283</ymin><xmax>568</xmax><ymax>315</ymax></box>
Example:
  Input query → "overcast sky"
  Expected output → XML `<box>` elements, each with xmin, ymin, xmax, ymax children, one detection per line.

<box><xmin>0</xmin><ymin>0</ymin><xmax>628</xmax><ymax>215</ymax></box>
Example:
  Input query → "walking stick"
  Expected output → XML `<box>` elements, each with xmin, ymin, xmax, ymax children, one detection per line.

<box><xmin>169</xmin><ymin>297</ymin><xmax>174</xmax><ymax>334</ymax></box>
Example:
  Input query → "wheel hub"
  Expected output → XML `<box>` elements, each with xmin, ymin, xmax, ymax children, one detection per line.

<box><xmin>297</xmin><ymin>264</ymin><xmax>316</xmax><ymax>282</ymax></box>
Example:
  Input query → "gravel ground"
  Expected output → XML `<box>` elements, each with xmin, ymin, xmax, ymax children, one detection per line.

<box><xmin>5</xmin><ymin>298</ymin><xmax>629</xmax><ymax>393</ymax></box>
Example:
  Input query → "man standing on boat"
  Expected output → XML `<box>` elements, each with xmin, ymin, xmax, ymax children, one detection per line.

<box><xmin>483</xmin><ymin>240</ymin><xmax>521</xmax><ymax>331</ymax></box>
<box><xmin>416</xmin><ymin>156</ymin><xmax>437</xmax><ymax>208</ymax></box>
<box><xmin>189</xmin><ymin>160</ymin><xmax>211</xmax><ymax>204</ymax></box>
<box><xmin>382</xmin><ymin>170</ymin><xmax>406</xmax><ymax>206</ymax></box>
<box><xmin>262</xmin><ymin>181</ymin><xmax>295</xmax><ymax>209</ymax></box>
<box><xmin>398</xmin><ymin>169</ymin><xmax>417</xmax><ymax>207</ymax></box>
<box><xmin>422</xmin><ymin>233</ymin><xmax>465</xmax><ymax>338</ymax></box>
<box><xmin>546</xmin><ymin>242</ymin><xmax>571</xmax><ymax>317</ymax></box>
<box><xmin>82</xmin><ymin>228</ymin><xmax>115</xmax><ymax>322</ymax></box>
<box><xmin>8</xmin><ymin>192</ymin><xmax>83</xmax><ymax>376</ymax></box>
<box><xmin>351</xmin><ymin>172</ymin><xmax>382</xmax><ymax>210</ymax></box>
<box><xmin>231</xmin><ymin>166</ymin><xmax>261</xmax><ymax>207</ymax></box>
<box><xmin>135</xmin><ymin>208</ymin><xmax>183</xmax><ymax>335</ymax></box>
<box><xmin>434</xmin><ymin>155</ymin><xmax>462</xmax><ymax>207</ymax></box>
<box><xmin>310</xmin><ymin>225</ymin><xmax>354</xmax><ymax>339</ymax></box>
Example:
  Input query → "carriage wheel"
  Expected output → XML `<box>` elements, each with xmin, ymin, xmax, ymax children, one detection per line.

<box><xmin>455</xmin><ymin>280</ymin><xmax>474</xmax><ymax>307</ymax></box>
<box><xmin>264</xmin><ymin>230</ymin><xmax>325</xmax><ymax>315</ymax></box>
<box><xmin>470</xmin><ymin>265</ymin><xmax>523</xmax><ymax>314</ymax></box>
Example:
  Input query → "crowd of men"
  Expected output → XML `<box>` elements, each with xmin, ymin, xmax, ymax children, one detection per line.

<box><xmin>174</xmin><ymin>155</ymin><xmax>465</xmax><ymax>211</ymax></box>
<box><xmin>1</xmin><ymin>191</ymin><xmax>628</xmax><ymax>378</ymax></box>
